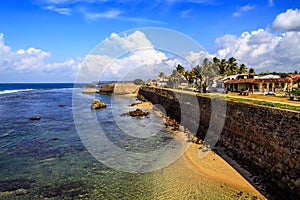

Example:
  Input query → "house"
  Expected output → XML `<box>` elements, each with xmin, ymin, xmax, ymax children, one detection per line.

<box><xmin>224</xmin><ymin>77</ymin><xmax>293</xmax><ymax>94</ymax></box>
<box><xmin>287</xmin><ymin>74</ymin><xmax>300</xmax><ymax>88</ymax></box>
<box><xmin>156</xmin><ymin>77</ymin><xmax>169</xmax><ymax>87</ymax></box>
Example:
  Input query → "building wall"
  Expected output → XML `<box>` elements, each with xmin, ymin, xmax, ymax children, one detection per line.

<box><xmin>139</xmin><ymin>86</ymin><xmax>300</xmax><ymax>199</ymax></box>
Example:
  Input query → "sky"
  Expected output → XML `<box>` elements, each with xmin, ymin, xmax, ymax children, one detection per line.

<box><xmin>0</xmin><ymin>0</ymin><xmax>300</xmax><ymax>82</ymax></box>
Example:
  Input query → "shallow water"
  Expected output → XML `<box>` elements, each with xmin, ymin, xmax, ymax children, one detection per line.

<box><xmin>0</xmin><ymin>85</ymin><xmax>265</xmax><ymax>199</ymax></box>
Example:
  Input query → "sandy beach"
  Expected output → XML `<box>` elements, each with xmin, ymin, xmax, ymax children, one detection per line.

<box><xmin>147</xmin><ymin>131</ymin><xmax>267</xmax><ymax>199</ymax></box>
<box><xmin>145</xmin><ymin>100</ymin><xmax>267</xmax><ymax>199</ymax></box>
<box><xmin>183</xmin><ymin>143</ymin><xmax>261</xmax><ymax>194</ymax></box>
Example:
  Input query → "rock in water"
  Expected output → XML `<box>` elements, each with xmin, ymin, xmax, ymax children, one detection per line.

<box><xmin>91</xmin><ymin>99</ymin><xmax>107</xmax><ymax>109</ymax></box>
<box><xmin>128</xmin><ymin>109</ymin><xmax>149</xmax><ymax>117</ymax></box>
<box><xmin>82</xmin><ymin>88</ymin><xmax>98</xmax><ymax>94</ymax></box>
<box><xmin>29</xmin><ymin>116</ymin><xmax>41</xmax><ymax>120</ymax></box>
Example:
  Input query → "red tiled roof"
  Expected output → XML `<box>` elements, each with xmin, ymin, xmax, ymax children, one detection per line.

<box><xmin>287</xmin><ymin>74</ymin><xmax>300</xmax><ymax>81</ymax></box>
<box><xmin>224</xmin><ymin>78</ymin><xmax>293</xmax><ymax>84</ymax></box>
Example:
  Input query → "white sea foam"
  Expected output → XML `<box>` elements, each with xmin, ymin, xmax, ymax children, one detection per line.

<box><xmin>0</xmin><ymin>89</ymin><xmax>34</xmax><ymax>95</ymax></box>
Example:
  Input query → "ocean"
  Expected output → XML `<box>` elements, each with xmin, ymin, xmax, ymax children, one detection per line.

<box><xmin>0</xmin><ymin>83</ymin><xmax>263</xmax><ymax>199</ymax></box>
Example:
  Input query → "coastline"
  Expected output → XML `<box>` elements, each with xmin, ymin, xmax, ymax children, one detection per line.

<box><xmin>131</xmin><ymin>96</ymin><xmax>266</xmax><ymax>199</ymax></box>
<box><xmin>183</xmin><ymin>143</ymin><xmax>262</xmax><ymax>194</ymax></box>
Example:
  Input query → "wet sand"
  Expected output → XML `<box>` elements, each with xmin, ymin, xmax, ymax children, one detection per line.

<box><xmin>183</xmin><ymin>143</ymin><xmax>261</xmax><ymax>194</ymax></box>
<box><xmin>149</xmin><ymin>133</ymin><xmax>267</xmax><ymax>199</ymax></box>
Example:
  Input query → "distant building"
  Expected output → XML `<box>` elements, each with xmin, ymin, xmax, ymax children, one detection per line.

<box><xmin>224</xmin><ymin>77</ymin><xmax>293</xmax><ymax>94</ymax></box>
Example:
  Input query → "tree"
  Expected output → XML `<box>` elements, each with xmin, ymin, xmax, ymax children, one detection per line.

<box><xmin>238</xmin><ymin>63</ymin><xmax>248</xmax><ymax>74</ymax></box>
<box><xmin>168</xmin><ymin>70</ymin><xmax>182</xmax><ymax>88</ymax></box>
<box><xmin>133</xmin><ymin>78</ymin><xmax>144</xmax><ymax>85</ymax></box>
<box><xmin>219</xmin><ymin>58</ymin><xmax>227</xmax><ymax>75</ymax></box>
<box><xmin>158</xmin><ymin>72</ymin><xmax>165</xmax><ymax>78</ymax></box>
<box><xmin>213</xmin><ymin>57</ymin><xmax>220</xmax><ymax>71</ymax></box>
<box><xmin>227</xmin><ymin>57</ymin><xmax>238</xmax><ymax>75</ymax></box>
<box><xmin>249</xmin><ymin>68</ymin><xmax>256</xmax><ymax>74</ymax></box>
<box><xmin>176</xmin><ymin>64</ymin><xmax>185</xmax><ymax>75</ymax></box>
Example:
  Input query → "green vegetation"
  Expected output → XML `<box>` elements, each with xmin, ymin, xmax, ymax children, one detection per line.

<box><xmin>133</xmin><ymin>78</ymin><xmax>144</xmax><ymax>85</ymax></box>
<box><xmin>170</xmin><ymin>56</ymin><xmax>250</xmax><ymax>88</ymax></box>
<box><xmin>194</xmin><ymin>93</ymin><xmax>300</xmax><ymax>112</ymax></box>
<box><xmin>288</xmin><ymin>88</ymin><xmax>300</xmax><ymax>96</ymax></box>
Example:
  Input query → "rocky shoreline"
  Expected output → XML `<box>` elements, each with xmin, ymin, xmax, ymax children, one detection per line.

<box><xmin>138</xmin><ymin>86</ymin><xmax>300</xmax><ymax>200</ymax></box>
<box><xmin>82</xmin><ymin>83</ymin><xmax>140</xmax><ymax>95</ymax></box>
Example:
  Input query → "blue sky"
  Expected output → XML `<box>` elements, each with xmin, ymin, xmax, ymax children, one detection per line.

<box><xmin>0</xmin><ymin>0</ymin><xmax>300</xmax><ymax>82</ymax></box>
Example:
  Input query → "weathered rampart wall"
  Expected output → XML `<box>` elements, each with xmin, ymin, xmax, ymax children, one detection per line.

<box><xmin>139</xmin><ymin>86</ymin><xmax>300</xmax><ymax>200</ymax></box>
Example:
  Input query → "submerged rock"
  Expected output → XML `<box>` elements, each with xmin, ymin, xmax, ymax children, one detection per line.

<box><xmin>42</xmin><ymin>181</ymin><xmax>83</xmax><ymax>198</ymax></box>
<box><xmin>128</xmin><ymin>109</ymin><xmax>149</xmax><ymax>117</ymax></box>
<box><xmin>0</xmin><ymin>179</ymin><xmax>35</xmax><ymax>192</ymax></box>
<box><xmin>29</xmin><ymin>116</ymin><xmax>41</xmax><ymax>120</ymax></box>
<box><xmin>91</xmin><ymin>99</ymin><xmax>106</xmax><ymax>109</ymax></box>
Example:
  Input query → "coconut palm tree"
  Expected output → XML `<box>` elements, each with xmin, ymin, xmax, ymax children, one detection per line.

<box><xmin>219</xmin><ymin>58</ymin><xmax>227</xmax><ymax>75</ymax></box>
<box><xmin>227</xmin><ymin>57</ymin><xmax>238</xmax><ymax>75</ymax></box>
<box><xmin>238</xmin><ymin>63</ymin><xmax>248</xmax><ymax>74</ymax></box>
<box><xmin>176</xmin><ymin>64</ymin><xmax>185</xmax><ymax>75</ymax></box>
<box><xmin>249</xmin><ymin>68</ymin><xmax>256</xmax><ymax>74</ymax></box>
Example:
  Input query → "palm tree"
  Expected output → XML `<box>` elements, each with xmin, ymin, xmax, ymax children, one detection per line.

<box><xmin>176</xmin><ymin>64</ymin><xmax>185</xmax><ymax>75</ymax></box>
<box><xmin>219</xmin><ymin>58</ymin><xmax>227</xmax><ymax>75</ymax></box>
<box><xmin>227</xmin><ymin>57</ymin><xmax>238</xmax><ymax>75</ymax></box>
<box><xmin>249</xmin><ymin>68</ymin><xmax>256</xmax><ymax>74</ymax></box>
<box><xmin>238</xmin><ymin>64</ymin><xmax>248</xmax><ymax>74</ymax></box>
<box><xmin>213</xmin><ymin>57</ymin><xmax>220</xmax><ymax>70</ymax></box>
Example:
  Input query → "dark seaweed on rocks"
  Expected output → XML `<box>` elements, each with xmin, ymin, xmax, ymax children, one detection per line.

<box><xmin>0</xmin><ymin>179</ymin><xmax>35</xmax><ymax>192</ymax></box>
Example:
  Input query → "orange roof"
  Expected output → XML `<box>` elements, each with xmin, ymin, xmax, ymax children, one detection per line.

<box><xmin>287</xmin><ymin>74</ymin><xmax>300</xmax><ymax>81</ymax></box>
<box><xmin>224</xmin><ymin>78</ymin><xmax>293</xmax><ymax>84</ymax></box>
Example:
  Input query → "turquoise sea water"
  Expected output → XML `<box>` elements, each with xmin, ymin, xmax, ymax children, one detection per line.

<box><xmin>0</xmin><ymin>83</ymin><xmax>265</xmax><ymax>199</ymax></box>
<box><xmin>0</xmin><ymin>83</ymin><xmax>178</xmax><ymax>199</ymax></box>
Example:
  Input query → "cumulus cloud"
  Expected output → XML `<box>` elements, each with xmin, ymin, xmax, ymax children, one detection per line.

<box><xmin>215</xmin><ymin>29</ymin><xmax>300</xmax><ymax>72</ymax></box>
<box><xmin>0</xmin><ymin>33</ymin><xmax>81</xmax><ymax>81</ymax></box>
<box><xmin>215</xmin><ymin>9</ymin><xmax>300</xmax><ymax>72</ymax></box>
<box><xmin>233</xmin><ymin>4</ymin><xmax>255</xmax><ymax>17</ymax></box>
<box><xmin>273</xmin><ymin>9</ymin><xmax>300</xmax><ymax>32</ymax></box>
<box><xmin>78</xmin><ymin>31</ymin><xmax>171</xmax><ymax>81</ymax></box>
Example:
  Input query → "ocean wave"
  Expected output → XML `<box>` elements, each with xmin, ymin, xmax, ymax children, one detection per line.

<box><xmin>0</xmin><ymin>89</ymin><xmax>34</xmax><ymax>95</ymax></box>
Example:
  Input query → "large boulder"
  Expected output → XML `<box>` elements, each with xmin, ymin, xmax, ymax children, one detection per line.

<box><xmin>91</xmin><ymin>99</ymin><xmax>107</xmax><ymax>109</ymax></box>
<box><xmin>98</xmin><ymin>84</ymin><xmax>115</xmax><ymax>95</ymax></box>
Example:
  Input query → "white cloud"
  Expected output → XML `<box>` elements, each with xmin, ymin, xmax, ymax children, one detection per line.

<box><xmin>43</xmin><ymin>5</ymin><xmax>71</xmax><ymax>15</ymax></box>
<box><xmin>38</xmin><ymin>0</ymin><xmax>164</xmax><ymax>24</ymax></box>
<box><xmin>181</xmin><ymin>9</ymin><xmax>192</xmax><ymax>18</ymax></box>
<box><xmin>83</xmin><ymin>10</ymin><xmax>164</xmax><ymax>24</ymax></box>
<box><xmin>273</xmin><ymin>9</ymin><xmax>300</xmax><ymax>32</ymax></box>
<box><xmin>233</xmin><ymin>4</ymin><xmax>255</xmax><ymax>17</ymax></box>
<box><xmin>184</xmin><ymin>51</ymin><xmax>215</xmax><ymax>66</ymax></box>
<box><xmin>99</xmin><ymin>31</ymin><xmax>154</xmax><ymax>57</ymax></box>
<box><xmin>215</xmin><ymin>28</ymin><xmax>300</xmax><ymax>72</ymax></box>
<box><xmin>0</xmin><ymin>33</ymin><xmax>81</xmax><ymax>81</ymax></box>
<box><xmin>85</xmin><ymin>10</ymin><xmax>122</xmax><ymax>19</ymax></box>
<box><xmin>268</xmin><ymin>0</ymin><xmax>274</xmax><ymax>6</ymax></box>
<box><xmin>78</xmin><ymin>31</ymin><xmax>170</xmax><ymax>81</ymax></box>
